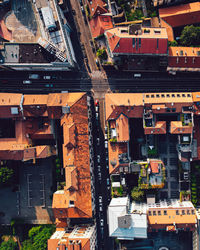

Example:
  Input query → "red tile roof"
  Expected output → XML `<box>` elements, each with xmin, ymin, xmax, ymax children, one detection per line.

<box><xmin>144</xmin><ymin>121</ymin><xmax>166</xmax><ymax>135</ymax></box>
<box><xmin>170</xmin><ymin>121</ymin><xmax>193</xmax><ymax>134</ymax></box>
<box><xmin>88</xmin><ymin>0</ymin><xmax>108</xmax><ymax>17</ymax></box>
<box><xmin>89</xmin><ymin>15</ymin><xmax>113</xmax><ymax>38</ymax></box>
<box><xmin>159</xmin><ymin>2</ymin><xmax>200</xmax><ymax>28</ymax></box>
<box><xmin>149</xmin><ymin>159</ymin><xmax>162</xmax><ymax>174</ymax></box>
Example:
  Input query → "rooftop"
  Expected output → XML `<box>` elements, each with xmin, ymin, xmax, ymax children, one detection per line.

<box><xmin>89</xmin><ymin>15</ymin><xmax>113</xmax><ymax>38</ymax></box>
<box><xmin>169</xmin><ymin>47</ymin><xmax>200</xmax><ymax>57</ymax></box>
<box><xmin>159</xmin><ymin>1</ymin><xmax>200</xmax><ymax>27</ymax></box>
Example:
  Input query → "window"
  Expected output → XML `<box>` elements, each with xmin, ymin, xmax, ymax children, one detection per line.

<box><xmin>132</xmin><ymin>38</ymin><xmax>135</xmax><ymax>48</ymax></box>
<box><xmin>158</xmin><ymin>211</ymin><xmax>161</xmax><ymax>215</ymax></box>
<box><xmin>161</xmin><ymin>94</ymin><xmax>165</xmax><ymax>98</ymax></box>
<box><xmin>182</xmin><ymin>94</ymin><xmax>186</xmax><ymax>97</ymax></box>
<box><xmin>177</xmin><ymin>94</ymin><xmax>180</xmax><ymax>97</ymax></box>
<box><xmin>153</xmin><ymin>211</ymin><xmax>156</xmax><ymax>216</ymax></box>
<box><xmin>151</xmin><ymin>94</ymin><xmax>155</xmax><ymax>98</ymax></box>
<box><xmin>164</xmin><ymin>210</ymin><xmax>167</xmax><ymax>215</ymax></box>
<box><xmin>156</xmin><ymin>94</ymin><xmax>160</xmax><ymax>97</ymax></box>
<box><xmin>187</xmin><ymin>210</ymin><xmax>190</xmax><ymax>215</ymax></box>
<box><xmin>167</xmin><ymin>94</ymin><xmax>170</xmax><ymax>97</ymax></box>
<box><xmin>182</xmin><ymin>210</ymin><xmax>185</xmax><ymax>215</ymax></box>
<box><xmin>149</xmin><ymin>211</ymin><xmax>152</xmax><ymax>216</ymax></box>
<box><xmin>192</xmin><ymin>210</ymin><xmax>195</xmax><ymax>215</ymax></box>
<box><xmin>157</xmin><ymin>39</ymin><xmax>159</xmax><ymax>50</ymax></box>
<box><xmin>176</xmin><ymin>210</ymin><xmax>179</xmax><ymax>215</ymax></box>
<box><xmin>187</xmin><ymin>94</ymin><xmax>191</xmax><ymax>97</ymax></box>
<box><xmin>136</xmin><ymin>38</ymin><xmax>138</xmax><ymax>50</ymax></box>
<box><xmin>172</xmin><ymin>94</ymin><xmax>175</xmax><ymax>97</ymax></box>
<box><xmin>146</xmin><ymin>95</ymin><xmax>149</xmax><ymax>98</ymax></box>
<box><xmin>139</xmin><ymin>38</ymin><xmax>141</xmax><ymax>48</ymax></box>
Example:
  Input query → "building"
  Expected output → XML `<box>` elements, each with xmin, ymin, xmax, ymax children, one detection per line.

<box><xmin>108</xmin><ymin>197</ymin><xmax>148</xmax><ymax>240</ymax></box>
<box><xmin>153</xmin><ymin>0</ymin><xmax>189</xmax><ymax>7</ymax></box>
<box><xmin>105</xmin><ymin>25</ymin><xmax>168</xmax><ymax>70</ymax></box>
<box><xmin>48</xmin><ymin>225</ymin><xmax>96</xmax><ymax>250</ymax></box>
<box><xmin>159</xmin><ymin>1</ymin><xmax>200</xmax><ymax>41</ymax></box>
<box><xmin>0</xmin><ymin>93</ymin><xmax>91</xmax><ymax>163</ymax></box>
<box><xmin>168</xmin><ymin>47</ymin><xmax>200</xmax><ymax>72</ymax></box>
<box><xmin>148</xmin><ymin>200</ymin><xmax>197</xmax><ymax>232</ymax></box>
<box><xmin>0</xmin><ymin>0</ymin><xmax>76</xmax><ymax>71</ymax></box>
<box><xmin>52</xmin><ymin>93</ymin><xmax>96</xmax><ymax>220</ymax></box>
<box><xmin>87</xmin><ymin>0</ymin><xmax>108</xmax><ymax>18</ymax></box>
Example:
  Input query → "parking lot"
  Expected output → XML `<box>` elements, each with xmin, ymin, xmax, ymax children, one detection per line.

<box><xmin>19</xmin><ymin>158</ymin><xmax>54</xmax><ymax>223</ymax></box>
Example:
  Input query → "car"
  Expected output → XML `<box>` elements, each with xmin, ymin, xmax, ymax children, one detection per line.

<box><xmin>97</xmin><ymin>155</ymin><xmax>100</xmax><ymax>163</ymax></box>
<box><xmin>100</xmin><ymin>219</ymin><xmax>104</xmax><ymax>227</ymax></box>
<box><xmin>105</xmin><ymin>141</ymin><xmax>108</xmax><ymax>148</ymax></box>
<box><xmin>97</xmin><ymin>137</ymin><xmax>100</xmax><ymax>146</ymax></box>
<box><xmin>43</xmin><ymin>75</ymin><xmax>51</xmax><ymax>79</ymax></box>
<box><xmin>95</xmin><ymin>105</ymin><xmax>99</xmax><ymax>113</ymax></box>
<box><xmin>96</xmin><ymin>59</ymin><xmax>100</xmax><ymax>68</ymax></box>
<box><xmin>98</xmin><ymin>172</ymin><xmax>101</xmax><ymax>181</ymax></box>
<box><xmin>107</xmin><ymin>178</ymin><xmax>110</xmax><ymax>186</ymax></box>
<box><xmin>95</xmin><ymin>112</ymin><xmax>99</xmax><ymax>119</ymax></box>
<box><xmin>105</xmin><ymin>126</ymin><xmax>107</xmax><ymax>133</ymax></box>
<box><xmin>99</xmin><ymin>204</ymin><xmax>103</xmax><ymax>211</ymax></box>
<box><xmin>134</xmin><ymin>73</ymin><xmax>141</xmax><ymax>78</ymax></box>
<box><xmin>81</xmin><ymin>6</ymin><xmax>85</xmax><ymax>14</ymax></box>
<box><xmin>23</xmin><ymin>80</ymin><xmax>31</xmax><ymax>84</ymax></box>
<box><xmin>104</xmin><ymin>133</ymin><xmax>108</xmax><ymax>140</ymax></box>
<box><xmin>29</xmin><ymin>74</ymin><xmax>39</xmax><ymax>79</ymax></box>
<box><xmin>95</xmin><ymin>99</ymin><xmax>99</xmax><ymax>106</ymax></box>
<box><xmin>100</xmin><ymin>228</ymin><xmax>104</xmax><ymax>238</ymax></box>
<box><xmin>99</xmin><ymin>196</ymin><xmax>102</xmax><ymax>203</ymax></box>
<box><xmin>97</xmin><ymin>165</ymin><xmax>101</xmax><ymax>172</ymax></box>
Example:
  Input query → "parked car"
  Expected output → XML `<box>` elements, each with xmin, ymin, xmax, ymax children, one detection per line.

<box><xmin>100</xmin><ymin>219</ymin><xmax>104</xmax><ymax>227</ymax></box>
<box><xmin>97</xmin><ymin>165</ymin><xmax>101</xmax><ymax>172</ymax></box>
<box><xmin>43</xmin><ymin>75</ymin><xmax>51</xmax><ymax>79</ymax></box>
<box><xmin>99</xmin><ymin>196</ymin><xmax>102</xmax><ymax>203</ymax></box>
<box><xmin>29</xmin><ymin>74</ymin><xmax>39</xmax><ymax>79</ymax></box>
<box><xmin>99</xmin><ymin>204</ymin><xmax>103</xmax><ymax>211</ymax></box>
<box><xmin>98</xmin><ymin>172</ymin><xmax>101</xmax><ymax>181</ymax></box>
<box><xmin>104</xmin><ymin>133</ymin><xmax>108</xmax><ymax>140</ymax></box>
<box><xmin>105</xmin><ymin>141</ymin><xmax>108</xmax><ymax>148</ymax></box>
<box><xmin>97</xmin><ymin>155</ymin><xmax>100</xmax><ymax>163</ymax></box>
<box><xmin>97</xmin><ymin>137</ymin><xmax>100</xmax><ymax>146</ymax></box>
<box><xmin>23</xmin><ymin>80</ymin><xmax>31</xmax><ymax>84</ymax></box>
<box><xmin>96</xmin><ymin>112</ymin><xmax>99</xmax><ymax>120</ymax></box>
<box><xmin>105</xmin><ymin>126</ymin><xmax>108</xmax><ymax>133</ymax></box>
<box><xmin>107</xmin><ymin>178</ymin><xmax>110</xmax><ymax>186</ymax></box>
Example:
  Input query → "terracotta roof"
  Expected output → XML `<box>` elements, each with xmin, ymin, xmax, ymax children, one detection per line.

<box><xmin>36</xmin><ymin>145</ymin><xmax>53</xmax><ymax>158</ymax></box>
<box><xmin>116</xmin><ymin>113</ymin><xmax>129</xmax><ymax>142</ymax></box>
<box><xmin>63</xmin><ymin>123</ymin><xmax>76</xmax><ymax>148</ymax></box>
<box><xmin>23</xmin><ymin>95</ymin><xmax>48</xmax><ymax>105</ymax></box>
<box><xmin>160</xmin><ymin>18</ymin><xmax>174</xmax><ymax>41</ymax></box>
<box><xmin>170</xmin><ymin>121</ymin><xmax>193</xmax><ymax>134</ymax></box>
<box><xmin>144</xmin><ymin>121</ymin><xmax>166</xmax><ymax>135</ymax></box>
<box><xmin>65</xmin><ymin>166</ymin><xmax>78</xmax><ymax>191</ymax></box>
<box><xmin>149</xmin><ymin>159</ymin><xmax>163</xmax><ymax>174</ymax></box>
<box><xmin>88</xmin><ymin>0</ymin><xmax>108</xmax><ymax>17</ymax></box>
<box><xmin>0</xmin><ymin>20</ymin><xmax>12</xmax><ymax>41</ymax></box>
<box><xmin>105</xmin><ymin>27</ymin><xmax>168</xmax><ymax>53</ymax></box>
<box><xmin>108</xmin><ymin>142</ymin><xmax>128</xmax><ymax>174</ymax></box>
<box><xmin>159</xmin><ymin>2</ymin><xmax>200</xmax><ymax>27</ymax></box>
<box><xmin>169</xmin><ymin>47</ymin><xmax>200</xmax><ymax>57</ymax></box>
<box><xmin>89</xmin><ymin>15</ymin><xmax>113</xmax><ymax>38</ymax></box>
<box><xmin>0</xmin><ymin>93</ymin><xmax>22</xmax><ymax>106</ymax></box>
<box><xmin>52</xmin><ymin>94</ymin><xmax>93</xmax><ymax>218</ymax></box>
<box><xmin>47</xmin><ymin>93</ymin><xmax>85</xmax><ymax>107</ymax></box>
<box><xmin>105</xmin><ymin>93</ymin><xmax>144</xmax><ymax>120</ymax></box>
<box><xmin>148</xmin><ymin>208</ymin><xmax>196</xmax><ymax>225</ymax></box>
<box><xmin>144</xmin><ymin>92</ymin><xmax>193</xmax><ymax>104</ymax></box>
<box><xmin>192</xmin><ymin>92</ymin><xmax>200</xmax><ymax>103</ymax></box>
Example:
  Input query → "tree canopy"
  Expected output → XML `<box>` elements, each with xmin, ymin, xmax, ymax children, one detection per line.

<box><xmin>96</xmin><ymin>48</ymin><xmax>108</xmax><ymax>61</ymax></box>
<box><xmin>0</xmin><ymin>167</ymin><xmax>14</xmax><ymax>186</ymax></box>
<box><xmin>180</xmin><ymin>25</ymin><xmax>200</xmax><ymax>47</ymax></box>
<box><xmin>0</xmin><ymin>239</ymin><xmax>18</xmax><ymax>250</ymax></box>
<box><xmin>131</xmin><ymin>187</ymin><xmax>145</xmax><ymax>202</ymax></box>
<box><xmin>22</xmin><ymin>225</ymin><xmax>55</xmax><ymax>250</ymax></box>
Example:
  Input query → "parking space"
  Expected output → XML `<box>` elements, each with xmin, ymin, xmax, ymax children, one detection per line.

<box><xmin>18</xmin><ymin>158</ymin><xmax>54</xmax><ymax>223</ymax></box>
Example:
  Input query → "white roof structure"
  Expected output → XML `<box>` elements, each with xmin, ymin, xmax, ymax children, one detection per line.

<box><xmin>41</xmin><ymin>7</ymin><xmax>56</xmax><ymax>30</ymax></box>
<box><xmin>108</xmin><ymin>197</ymin><xmax>147</xmax><ymax>240</ymax></box>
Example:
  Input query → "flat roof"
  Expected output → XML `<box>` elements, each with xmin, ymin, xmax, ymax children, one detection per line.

<box><xmin>106</xmin><ymin>26</ymin><xmax>168</xmax><ymax>39</ymax></box>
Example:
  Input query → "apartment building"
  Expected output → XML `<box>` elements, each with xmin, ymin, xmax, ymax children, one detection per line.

<box><xmin>105</xmin><ymin>25</ymin><xmax>168</xmax><ymax>70</ymax></box>
<box><xmin>48</xmin><ymin>225</ymin><xmax>96</xmax><ymax>250</ymax></box>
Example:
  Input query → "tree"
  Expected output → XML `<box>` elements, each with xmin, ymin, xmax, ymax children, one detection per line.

<box><xmin>0</xmin><ymin>167</ymin><xmax>14</xmax><ymax>186</ymax></box>
<box><xmin>131</xmin><ymin>187</ymin><xmax>145</xmax><ymax>202</ymax></box>
<box><xmin>23</xmin><ymin>225</ymin><xmax>56</xmax><ymax>250</ymax></box>
<box><xmin>96</xmin><ymin>49</ymin><xmax>108</xmax><ymax>61</ymax></box>
<box><xmin>180</xmin><ymin>25</ymin><xmax>200</xmax><ymax>46</ymax></box>
<box><xmin>0</xmin><ymin>239</ymin><xmax>18</xmax><ymax>250</ymax></box>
